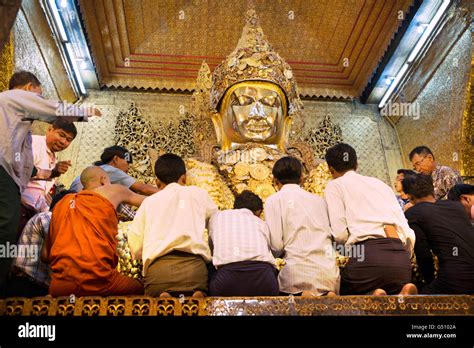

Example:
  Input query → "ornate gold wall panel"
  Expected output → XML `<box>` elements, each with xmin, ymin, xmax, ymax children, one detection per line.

<box><xmin>461</xmin><ymin>30</ymin><xmax>474</xmax><ymax>181</ymax></box>
<box><xmin>13</xmin><ymin>9</ymin><xmax>59</xmax><ymax>100</ymax></box>
<box><xmin>1</xmin><ymin>295</ymin><xmax>473</xmax><ymax>316</ymax></box>
<box><xmin>57</xmin><ymin>90</ymin><xmax>192</xmax><ymax>187</ymax></box>
<box><xmin>78</xmin><ymin>0</ymin><xmax>413</xmax><ymax>98</ymax></box>
<box><xmin>0</xmin><ymin>34</ymin><xmax>13</xmax><ymax>92</ymax></box>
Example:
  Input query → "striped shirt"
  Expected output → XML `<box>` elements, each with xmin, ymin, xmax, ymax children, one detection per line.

<box><xmin>264</xmin><ymin>184</ymin><xmax>340</xmax><ymax>295</ymax></box>
<box><xmin>209</xmin><ymin>208</ymin><xmax>275</xmax><ymax>268</ymax></box>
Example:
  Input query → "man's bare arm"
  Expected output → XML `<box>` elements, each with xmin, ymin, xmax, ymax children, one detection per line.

<box><xmin>113</xmin><ymin>184</ymin><xmax>146</xmax><ymax>208</ymax></box>
<box><xmin>93</xmin><ymin>184</ymin><xmax>147</xmax><ymax>209</ymax></box>
<box><xmin>130</xmin><ymin>181</ymin><xmax>159</xmax><ymax>196</ymax></box>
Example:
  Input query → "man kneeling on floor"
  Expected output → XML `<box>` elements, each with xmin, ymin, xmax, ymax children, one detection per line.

<box><xmin>208</xmin><ymin>190</ymin><xmax>279</xmax><ymax>296</ymax></box>
<box><xmin>42</xmin><ymin>166</ymin><xmax>146</xmax><ymax>297</ymax></box>
<box><xmin>127</xmin><ymin>154</ymin><xmax>218</xmax><ymax>298</ymax></box>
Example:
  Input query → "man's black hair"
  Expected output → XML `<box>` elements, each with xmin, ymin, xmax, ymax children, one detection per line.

<box><xmin>397</xmin><ymin>169</ymin><xmax>416</xmax><ymax>177</ymax></box>
<box><xmin>272</xmin><ymin>156</ymin><xmax>302</xmax><ymax>185</ymax></box>
<box><xmin>52</xmin><ymin>118</ymin><xmax>77</xmax><ymax>138</ymax></box>
<box><xmin>409</xmin><ymin>146</ymin><xmax>434</xmax><ymax>161</ymax></box>
<box><xmin>8</xmin><ymin>71</ymin><xmax>41</xmax><ymax>90</ymax></box>
<box><xmin>447</xmin><ymin>184</ymin><xmax>474</xmax><ymax>201</ymax></box>
<box><xmin>325</xmin><ymin>143</ymin><xmax>357</xmax><ymax>173</ymax></box>
<box><xmin>402</xmin><ymin>174</ymin><xmax>435</xmax><ymax>199</ymax></box>
<box><xmin>234</xmin><ymin>190</ymin><xmax>263</xmax><ymax>214</ymax></box>
<box><xmin>154</xmin><ymin>153</ymin><xmax>186</xmax><ymax>184</ymax></box>
<box><xmin>94</xmin><ymin>145</ymin><xmax>132</xmax><ymax>166</ymax></box>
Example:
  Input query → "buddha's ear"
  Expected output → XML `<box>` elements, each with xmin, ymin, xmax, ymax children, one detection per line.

<box><xmin>279</xmin><ymin>116</ymin><xmax>293</xmax><ymax>151</ymax></box>
<box><xmin>211</xmin><ymin>112</ymin><xmax>226</xmax><ymax>149</ymax></box>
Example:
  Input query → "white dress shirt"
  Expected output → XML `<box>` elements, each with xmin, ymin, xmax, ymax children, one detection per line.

<box><xmin>209</xmin><ymin>208</ymin><xmax>275</xmax><ymax>268</ymax></box>
<box><xmin>127</xmin><ymin>182</ymin><xmax>218</xmax><ymax>276</ymax></box>
<box><xmin>264</xmin><ymin>184</ymin><xmax>340</xmax><ymax>295</ymax></box>
<box><xmin>22</xmin><ymin>136</ymin><xmax>57</xmax><ymax>212</ymax></box>
<box><xmin>324</xmin><ymin>170</ymin><xmax>415</xmax><ymax>253</ymax></box>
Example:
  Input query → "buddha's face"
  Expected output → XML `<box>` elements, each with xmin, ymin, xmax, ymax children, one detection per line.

<box><xmin>217</xmin><ymin>81</ymin><xmax>288</xmax><ymax>149</ymax></box>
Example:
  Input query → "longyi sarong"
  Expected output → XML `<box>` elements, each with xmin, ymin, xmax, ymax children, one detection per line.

<box><xmin>340</xmin><ymin>238</ymin><xmax>412</xmax><ymax>295</ymax></box>
<box><xmin>209</xmin><ymin>261</ymin><xmax>279</xmax><ymax>296</ymax></box>
<box><xmin>145</xmin><ymin>251</ymin><xmax>207</xmax><ymax>296</ymax></box>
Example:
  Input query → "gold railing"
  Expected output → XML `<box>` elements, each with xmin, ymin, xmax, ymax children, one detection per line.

<box><xmin>1</xmin><ymin>296</ymin><xmax>472</xmax><ymax>316</ymax></box>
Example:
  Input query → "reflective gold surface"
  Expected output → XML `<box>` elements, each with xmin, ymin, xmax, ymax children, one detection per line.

<box><xmin>210</xmin><ymin>9</ymin><xmax>304</xmax><ymax>149</ymax></box>
<box><xmin>0</xmin><ymin>34</ymin><xmax>13</xmax><ymax>92</ymax></box>
<box><xmin>461</xmin><ymin>30</ymin><xmax>474</xmax><ymax>180</ymax></box>
<box><xmin>214</xmin><ymin>81</ymin><xmax>290</xmax><ymax>150</ymax></box>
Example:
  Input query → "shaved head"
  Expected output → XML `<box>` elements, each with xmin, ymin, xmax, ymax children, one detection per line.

<box><xmin>80</xmin><ymin>166</ymin><xmax>110</xmax><ymax>189</ymax></box>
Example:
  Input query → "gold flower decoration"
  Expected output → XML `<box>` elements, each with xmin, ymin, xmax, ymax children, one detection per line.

<box><xmin>234</xmin><ymin>161</ymin><xmax>251</xmax><ymax>177</ymax></box>
<box><xmin>249</xmin><ymin>163</ymin><xmax>270</xmax><ymax>180</ymax></box>
<box><xmin>254</xmin><ymin>183</ymin><xmax>276</xmax><ymax>200</ymax></box>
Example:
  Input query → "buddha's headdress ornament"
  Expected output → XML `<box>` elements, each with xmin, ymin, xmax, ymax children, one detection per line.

<box><xmin>210</xmin><ymin>9</ymin><xmax>304</xmax><ymax>119</ymax></box>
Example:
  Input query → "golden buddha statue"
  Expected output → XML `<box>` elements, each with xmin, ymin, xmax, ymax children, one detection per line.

<box><xmin>184</xmin><ymin>9</ymin><xmax>332</xmax><ymax>209</ymax></box>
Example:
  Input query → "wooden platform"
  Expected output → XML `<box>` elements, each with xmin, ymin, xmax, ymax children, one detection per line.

<box><xmin>1</xmin><ymin>295</ymin><xmax>473</xmax><ymax>316</ymax></box>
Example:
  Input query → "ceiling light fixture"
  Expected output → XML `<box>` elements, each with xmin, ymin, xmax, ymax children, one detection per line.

<box><xmin>379</xmin><ymin>0</ymin><xmax>451</xmax><ymax>108</ymax></box>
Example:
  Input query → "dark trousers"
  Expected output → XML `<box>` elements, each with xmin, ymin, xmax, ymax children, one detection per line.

<box><xmin>0</xmin><ymin>166</ymin><xmax>21</xmax><ymax>297</ymax></box>
<box><xmin>6</xmin><ymin>274</ymin><xmax>49</xmax><ymax>298</ymax></box>
<box><xmin>340</xmin><ymin>238</ymin><xmax>412</xmax><ymax>295</ymax></box>
<box><xmin>421</xmin><ymin>267</ymin><xmax>474</xmax><ymax>295</ymax></box>
<box><xmin>18</xmin><ymin>203</ymin><xmax>37</xmax><ymax>240</ymax></box>
<box><xmin>209</xmin><ymin>261</ymin><xmax>279</xmax><ymax>296</ymax></box>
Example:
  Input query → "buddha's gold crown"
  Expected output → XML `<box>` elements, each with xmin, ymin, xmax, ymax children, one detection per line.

<box><xmin>210</xmin><ymin>9</ymin><xmax>304</xmax><ymax>117</ymax></box>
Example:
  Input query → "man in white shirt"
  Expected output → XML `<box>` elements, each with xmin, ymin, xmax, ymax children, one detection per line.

<box><xmin>324</xmin><ymin>143</ymin><xmax>417</xmax><ymax>296</ymax></box>
<box><xmin>19</xmin><ymin>119</ymin><xmax>78</xmax><ymax>236</ymax></box>
<box><xmin>128</xmin><ymin>153</ymin><xmax>218</xmax><ymax>298</ymax></box>
<box><xmin>208</xmin><ymin>190</ymin><xmax>278</xmax><ymax>296</ymax></box>
<box><xmin>264</xmin><ymin>157</ymin><xmax>340</xmax><ymax>297</ymax></box>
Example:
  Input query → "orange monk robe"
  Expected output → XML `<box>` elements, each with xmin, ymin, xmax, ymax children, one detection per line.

<box><xmin>48</xmin><ymin>191</ymin><xmax>143</xmax><ymax>297</ymax></box>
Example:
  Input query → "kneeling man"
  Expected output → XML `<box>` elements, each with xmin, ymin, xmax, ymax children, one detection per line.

<box><xmin>209</xmin><ymin>191</ymin><xmax>279</xmax><ymax>296</ymax></box>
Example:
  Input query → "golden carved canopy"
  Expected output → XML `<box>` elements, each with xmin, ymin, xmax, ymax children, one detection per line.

<box><xmin>78</xmin><ymin>0</ymin><xmax>413</xmax><ymax>98</ymax></box>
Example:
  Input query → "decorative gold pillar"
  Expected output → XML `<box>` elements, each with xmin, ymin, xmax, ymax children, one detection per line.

<box><xmin>461</xmin><ymin>30</ymin><xmax>474</xmax><ymax>181</ymax></box>
<box><xmin>0</xmin><ymin>33</ymin><xmax>14</xmax><ymax>92</ymax></box>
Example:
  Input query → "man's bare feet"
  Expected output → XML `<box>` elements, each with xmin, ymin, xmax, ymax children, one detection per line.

<box><xmin>301</xmin><ymin>290</ymin><xmax>316</xmax><ymax>298</ymax></box>
<box><xmin>191</xmin><ymin>291</ymin><xmax>205</xmax><ymax>298</ymax></box>
<box><xmin>159</xmin><ymin>292</ymin><xmax>172</xmax><ymax>298</ymax></box>
<box><xmin>372</xmin><ymin>288</ymin><xmax>387</xmax><ymax>296</ymax></box>
<box><xmin>399</xmin><ymin>283</ymin><xmax>418</xmax><ymax>295</ymax></box>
